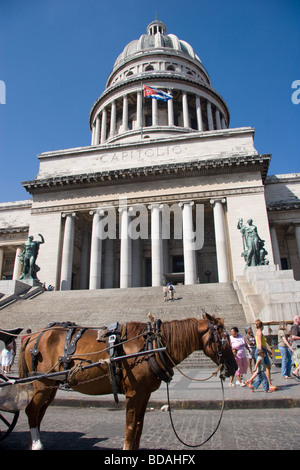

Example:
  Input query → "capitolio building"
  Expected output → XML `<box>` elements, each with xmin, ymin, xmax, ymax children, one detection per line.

<box><xmin>1</xmin><ymin>20</ymin><xmax>300</xmax><ymax>324</ymax></box>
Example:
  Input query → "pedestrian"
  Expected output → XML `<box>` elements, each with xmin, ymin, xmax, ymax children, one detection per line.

<box><xmin>290</xmin><ymin>315</ymin><xmax>300</xmax><ymax>380</ymax></box>
<box><xmin>277</xmin><ymin>321</ymin><xmax>293</xmax><ymax>379</ymax></box>
<box><xmin>8</xmin><ymin>339</ymin><xmax>16</xmax><ymax>372</ymax></box>
<box><xmin>245</xmin><ymin>349</ymin><xmax>272</xmax><ymax>393</ymax></box>
<box><xmin>1</xmin><ymin>344</ymin><xmax>12</xmax><ymax>375</ymax></box>
<box><xmin>163</xmin><ymin>285</ymin><xmax>168</xmax><ymax>302</ymax></box>
<box><xmin>244</xmin><ymin>326</ymin><xmax>256</xmax><ymax>374</ymax></box>
<box><xmin>229</xmin><ymin>327</ymin><xmax>248</xmax><ymax>386</ymax></box>
<box><xmin>252</xmin><ymin>319</ymin><xmax>277</xmax><ymax>391</ymax></box>
<box><xmin>168</xmin><ymin>283</ymin><xmax>175</xmax><ymax>301</ymax></box>
<box><xmin>229</xmin><ymin>349</ymin><xmax>238</xmax><ymax>386</ymax></box>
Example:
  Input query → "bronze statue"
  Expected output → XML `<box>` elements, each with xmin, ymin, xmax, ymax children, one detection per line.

<box><xmin>19</xmin><ymin>234</ymin><xmax>45</xmax><ymax>281</ymax></box>
<box><xmin>237</xmin><ymin>219</ymin><xmax>269</xmax><ymax>267</ymax></box>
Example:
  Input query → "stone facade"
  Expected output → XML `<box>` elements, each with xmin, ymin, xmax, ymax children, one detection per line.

<box><xmin>0</xmin><ymin>20</ymin><xmax>299</xmax><ymax>304</ymax></box>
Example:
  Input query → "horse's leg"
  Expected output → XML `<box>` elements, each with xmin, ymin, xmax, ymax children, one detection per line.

<box><xmin>123</xmin><ymin>392</ymin><xmax>150</xmax><ymax>450</ymax></box>
<box><xmin>133</xmin><ymin>392</ymin><xmax>151</xmax><ymax>450</ymax></box>
<box><xmin>37</xmin><ymin>386</ymin><xmax>58</xmax><ymax>429</ymax></box>
<box><xmin>25</xmin><ymin>383</ymin><xmax>57</xmax><ymax>450</ymax></box>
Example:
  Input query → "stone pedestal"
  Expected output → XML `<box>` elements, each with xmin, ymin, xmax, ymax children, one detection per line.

<box><xmin>0</xmin><ymin>280</ymin><xmax>33</xmax><ymax>296</ymax></box>
<box><xmin>234</xmin><ymin>264</ymin><xmax>300</xmax><ymax>324</ymax></box>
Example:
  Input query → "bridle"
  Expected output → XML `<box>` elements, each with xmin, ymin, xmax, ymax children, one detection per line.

<box><xmin>202</xmin><ymin>321</ymin><xmax>231</xmax><ymax>378</ymax></box>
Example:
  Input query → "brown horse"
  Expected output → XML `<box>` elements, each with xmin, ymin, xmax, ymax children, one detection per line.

<box><xmin>18</xmin><ymin>314</ymin><xmax>237</xmax><ymax>450</ymax></box>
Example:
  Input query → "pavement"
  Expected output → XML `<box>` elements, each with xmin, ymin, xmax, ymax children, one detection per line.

<box><xmin>52</xmin><ymin>366</ymin><xmax>300</xmax><ymax>410</ymax></box>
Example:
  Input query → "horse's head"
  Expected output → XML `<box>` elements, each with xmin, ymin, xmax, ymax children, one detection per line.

<box><xmin>200</xmin><ymin>313</ymin><xmax>237</xmax><ymax>378</ymax></box>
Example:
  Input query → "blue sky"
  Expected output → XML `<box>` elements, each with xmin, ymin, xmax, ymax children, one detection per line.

<box><xmin>0</xmin><ymin>0</ymin><xmax>299</xmax><ymax>203</ymax></box>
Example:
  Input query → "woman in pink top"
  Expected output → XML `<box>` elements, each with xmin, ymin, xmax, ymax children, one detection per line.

<box><xmin>229</xmin><ymin>327</ymin><xmax>249</xmax><ymax>386</ymax></box>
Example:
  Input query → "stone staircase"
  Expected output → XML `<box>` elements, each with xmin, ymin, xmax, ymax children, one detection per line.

<box><xmin>0</xmin><ymin>283</ymin><xmax>247</xmax><ymax>368</ymax></box>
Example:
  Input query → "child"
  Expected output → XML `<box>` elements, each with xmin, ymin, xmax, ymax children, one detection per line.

<box><xmin>1</xmin><ymin>345</ymin><xmax>12</xmax><ymax>375</ymax></box>
<box><xmin>229</xmin><ymin>349</ymin><xmax>238</xmax><ymax>387</ymax></box>
<box><xmin>245</xmin><ymin>349</ymin><xmax>272</xmax><ymax>393</ymax></box>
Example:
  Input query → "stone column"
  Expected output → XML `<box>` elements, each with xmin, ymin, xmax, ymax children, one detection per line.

<box><xmin>12</xmin><ymin>247</ymin><xmax>23</xmax><ymax>280</ymax></box>
<box><xmin>91</xmin><ymin>123</ymin><xmax>95</xmax><ymax>145</ymax></box>
<box><xmin>295</xmin><ymin>224</ymin><xmax>300</xmax><ymax>262</ymax></box>
<box><xmin>0</xmin><ymin>247</ymin><xmax>3</xmax><ymax>279</ymax></box>
<box><xmin>210</xmin><ymin>198</ymin><xmax>229</xmax><ymax>282</ymax></box>
<box><xmin>60</xmin><ymin>213</ymin><xmax>76</xmax><ymax>290</ymax></box>
<box><xmin>110</xmin><ymin>100</ymin><xmax>116</xmax><ymax>137</ymax></box>
<box><xmin>167</xmin><ymin>91</ymin><xmax>174</xmax><ymax>126</ymax></box>
<box><xmin>119</xmin><ymin>206</ymin><xmax>131</xmax><ymax>288</ymax></box>
<box><xmin>215</xmin><ymin>109</ymin><xmax>222</xmax><ymax>130</ymax></box>
<box><xmin>182</xmin><ymin>91</ymin><xmax>189</xmax><ymax>128</ymax></box>
<box><xmin>181</xmin><ymin>202</ymin><xmax>197</xmax><ymax>285</ymax></box>
<box><xmin>94</xmin><ymin>114</ymin><xmax>101</xmax><ymax>145</ymax></box>
<box><xmin>196</xmin><ymin>95</ymin><xmax>203</xmax><ymax>131</ymax></box>
<box><xmin>100</xmin><ymin>108</ymin><xmax>107</xmax><ymax>144</ymax></box>
<box><xmin>207</xmin><ymin>101</ymin><xmax>214</xmax><ymax>131</ymax></box>
<box><xmin>150</xmin><ymin>204</ymin><xmax>163</xmax><ymax>286</ymax></box>
<box><xmin>152</xmin><ymin>97</ymin><xmax>158</xmax><ymax>126</ymax></box>
<box><xmin>137</xmin><ymin>91</ymin><xmax>142</xmax><ymax>129</ymax></box>
<box><xmin>122</xmin><ymin>94</ymin><xmax>128</xmax><ymax>132</ymax></box>
<box><xmin>89</xmin><ymin>211</ymin><xmax>103</xmax><ymax>290</ymax></box>
<box><xmin>270</xmin><ymin>225</ymin><xmax>281</xmax><ymax>268</ymax></box>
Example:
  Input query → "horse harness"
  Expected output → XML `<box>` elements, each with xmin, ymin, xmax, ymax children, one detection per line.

<box><xmin>98</xmin><ymin>319</ymin><xmax>174</xmax><ymax>402</ymax></box>
<box><xmin>30</xmin><ymin>322</ymin><xmax>87</xmax><ymax>373</ymax></box>
<box><xmin>28</xmin><ymin>319</ymin><xmax>174</xmax><ymax>402</ymax></box>
<box><xmin>144</xmin><ymin>319</ymin><xmax>174</xmax><ymax>383</ymax></box>
<box><xmin>28</xmin><ymin>318</ymin><xmax>225</xmax><ymax>405</ymax></box>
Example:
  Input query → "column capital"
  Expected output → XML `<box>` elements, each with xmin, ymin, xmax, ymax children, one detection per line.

<box><xmin>62</xmin><ymin>211</ymin><xmax>77</xmax><ymax>219</ymax></box>
<box><xmin>89</xmin><ymin>209</ymin><xmax>106</xmax><ymax>217</ymax></box>
<box><xmin>179</xmin><ymin>200</ymin><xmax>194</xmax><ymax>208</ymax></box>
<box><xmin>148</xmin><ymin>203</ymin><xmax>161</xmax><ymax>210</ymax></box>
<box><xmin>118</xmin><ymin>206</ymin><xmax>133</xmax><ymax>214</ymax></box>
<box><xmin>210</xmin><ymin>198</ymin><xmax>226</xmax><ymax>206</ymax></box>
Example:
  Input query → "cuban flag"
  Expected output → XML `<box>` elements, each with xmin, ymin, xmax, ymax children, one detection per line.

<box><xmin>144</xmin><ymin>85</ymin><xmax>173</xmax><ymax>101</ymax></box>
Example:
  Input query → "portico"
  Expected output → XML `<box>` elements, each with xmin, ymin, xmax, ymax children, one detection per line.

<box><xmin>57</xmin><ymin>198</ymin><xmax>218</xmax><ymax>290</ymax></box>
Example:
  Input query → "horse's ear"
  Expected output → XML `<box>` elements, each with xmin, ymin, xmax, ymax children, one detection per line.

<box><xmin>203</xmin><ymin>313</ymin><xmax>213</xmax><ymax>321</ymax></box>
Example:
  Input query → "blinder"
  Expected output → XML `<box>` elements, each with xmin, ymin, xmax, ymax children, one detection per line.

<box><xmin>203</xmin><ymin>321</ymin><xmax>229</xmax><ymax>366</ymax></box>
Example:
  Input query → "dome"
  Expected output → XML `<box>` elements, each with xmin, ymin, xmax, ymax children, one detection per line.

<box><xmin>113</xmin><ymin>20</ymin><xmax>202</xmax><ymax>70</ymax></box>
<box><xmin>89</xmin><ymin>19</ymin><xmax>230</xmax><ymax>146</ymax></box>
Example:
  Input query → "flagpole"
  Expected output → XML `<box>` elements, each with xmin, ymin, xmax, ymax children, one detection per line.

<box><xmin>140</xmin><ymin>82</ymin><xmax>143</xmax><ymax>140</ymax></box>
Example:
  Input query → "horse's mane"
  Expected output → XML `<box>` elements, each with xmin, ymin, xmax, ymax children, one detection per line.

<box><xmin>161</xmin><ymin>318</ymin><xmax>200</xmax><ymax>357</ymax></box>
<box><xmin>126</xmin><ymin>318</ymin><xmax>201</xmax><ymax>358</ymax></box>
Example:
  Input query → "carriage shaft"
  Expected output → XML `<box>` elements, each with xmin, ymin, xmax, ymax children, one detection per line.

<box><xmin>0</xmin><ymin>347</ymin><xmax>166</xmax><ymax>388</ymax></box>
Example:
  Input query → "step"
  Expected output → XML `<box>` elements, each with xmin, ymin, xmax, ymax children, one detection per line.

<box><xmin>1</xmin><ymin>283</ymin><xmax>247</xmax><ymax>369</ymax></box>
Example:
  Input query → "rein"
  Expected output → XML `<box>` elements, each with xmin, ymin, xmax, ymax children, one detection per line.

<box><xmin>153</xmin><ymin>320</ymin><xmax>227</xmax><ymax>448</ymax></box>
<box><xmin>166</xmin><ymin>376</ymin><xmax>225</xmax><ymax>448</ymax></box>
